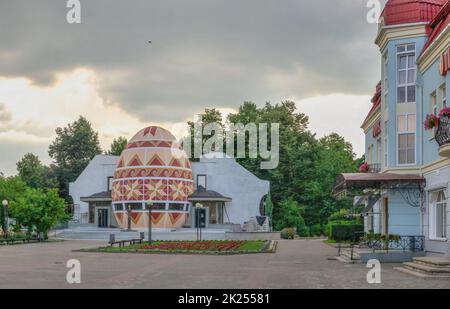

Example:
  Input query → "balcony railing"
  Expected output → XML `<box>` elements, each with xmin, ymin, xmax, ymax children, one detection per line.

<box><xmin>435</xmin><ymin>115</ymin><xmax>450</xmax><ymax>157</ymax></box>
<box><xmin>368</xmin><ymin>163</ymin><xmax>381</xmax><ymax>173</ymax></box>
<box><xmin>360</xmin><ymin>235</ymin><xmax>425</xmax><ymax>252</ymax></box>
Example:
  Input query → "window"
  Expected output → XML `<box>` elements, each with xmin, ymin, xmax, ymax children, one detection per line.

<box><xmin>376</xmin><ymin>138</ymin><xmax>382</xmax><ymax>164</ymax></box>
<box><xmin>384</xmin><ymin>121</ymin><xmax>388</xmax><ymax>167</ymax></box>
<box><xmin>124</xmin><ymin>203</ymin><xmax>143</xmax><ymax>211</ymax></box>
<box><xmin>430</xmin><ymin>190</ymin><xmax>447</xmax><ymax>239</ymax></box>
<box><xmin>168</xmin><ymin>203</ymin><xmax>185</xmax><ymax>211</ymax></box>
<box><xmin>108</xmin><ymin>176</ymin><xmax>114</xmax><ymax>191</ymax></box>
<box><xmin>367</xmin><ymin>145</ymin><xmax>373</xmax><ymax>164</ymax></box>
<box><xmin>150</xmin><ymin>203</ymin><xmax>166</xmax><ymax>211</ymax></box>
<box><xmin>431</xmin><ymin>91</ymin><xmax>438</xmax><ymax>115</ymax></box>
<box><xmin>440</xmin><ymin>84</ymin><xmax>447</xmax><ymax>108</ymax></box>
<box><xmin>397</xmin><ymin>44</ymin><xmax>416</xmax><ymax>104</ymax></box>
<box><xmin>397</xmin><ymin>114</ymin><xmax>416</xmax><ymax>165</ymax></box>
<box><xmin>197</xmin><ymin>175</ymin><xmax>206</xmax><ymax>190</ymax></box>
<box><xmin>114</xmin><ymin>204</ymin><xmax>124</xmax><ymax>211</ymax></box>
<box><xmin>383</xmin><ymin>53</ymin><xmax>389</xmax><ymax>108</ymax></box>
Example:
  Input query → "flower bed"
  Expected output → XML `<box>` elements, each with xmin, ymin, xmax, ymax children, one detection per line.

<box><xmin>141</xmin><ymin>240</ymin><xmax>246</xmax><ymax>251</ymax></box>
<box><xmin>77</xmin><ymin>240</ymin><xmax>277</xmax><ymax>255</ymax></box>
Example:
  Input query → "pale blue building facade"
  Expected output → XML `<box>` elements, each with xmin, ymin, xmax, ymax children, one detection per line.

<box><xmin>360</xmin><ymin>0</ymin><xmax>450</xmax><ymax>256</ymax></box>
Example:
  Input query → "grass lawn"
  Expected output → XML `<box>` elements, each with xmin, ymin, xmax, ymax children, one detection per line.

<box><xmin>77</xmin><ymin>240</ymin><xmax>277</xmax><ymax>255</ymax></box>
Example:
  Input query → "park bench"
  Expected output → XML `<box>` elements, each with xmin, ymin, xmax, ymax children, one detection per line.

<box><xmin>108</xmin><ymin>233</ymin><xmax>145</xmax><ymax>247</ymax></box>
<box><xmin>0</xmin><ymin>236</ymin><xmax>40</xmax><ymax>245</ymax></box>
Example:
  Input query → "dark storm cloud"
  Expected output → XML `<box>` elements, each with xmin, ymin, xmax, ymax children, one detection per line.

<box><xmin>0</xmin><ymin>0</ymin><xmax>380</xmax><ymax>122</ymax></box>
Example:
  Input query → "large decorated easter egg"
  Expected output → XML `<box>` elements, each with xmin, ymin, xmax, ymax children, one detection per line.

<box><xmin>111</xmin><ymin>126</ymin><xmax>194</xmax><ymax>229</ymax></box>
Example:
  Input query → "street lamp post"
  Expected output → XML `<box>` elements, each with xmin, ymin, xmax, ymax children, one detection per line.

<box><xmin>147</xmin><ymin>202</ymin><xmax>153</xmax><ymax>244</ymax></box>
<box><xmin>195</xmin><ymin>203</ymin><xmax>204</xmax><ymax>241</ymax></box>
<box><xmin>2</xmin><ymin>200</ymin><xmax>9</xmax><ymax>239</ymax></box>
<box><xmin>126</xmin><ymin>205</ymin><xmax>132</xmax><ymax>231</ymax></box>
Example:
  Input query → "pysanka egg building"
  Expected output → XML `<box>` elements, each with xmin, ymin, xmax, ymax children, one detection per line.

<box><xmin>111</xmin><ymin>126</ymin><xmax>194</xmax><ymax>229</ymax></box>
<box><xmin>69</xmin><ymin>125</ymin><xmax>270</xmax><ymax>230</ymax></box>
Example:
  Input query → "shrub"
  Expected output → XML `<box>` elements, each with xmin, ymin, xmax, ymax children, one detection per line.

<box><xmin>325</xmin><ymin>220</ymin><xmax>354</xmax><ymax>238</ymax></box>
<box><xmin>327</xmin><ymin>209</ymin><xmax>351</xmax><ymax>222</ymax></box>
<box><xmin>330</xmin><ymin>224</ymin><xmax>364</xmax><ymax>242</ymax></box>
<box><xmin>280</xmin><ymin>228</ymin><xmax>296</xmax><ymax>240</ymax></box>
<box><xmin>274</xmin><ymin>198</ymin><xmax>309</xmax><ymax>237</ymax></box>
<box><xmin>10</xmin><ymin>188</ymin><xmax>70</xmax><ymax>239</ymax></box>
<box><xmin>309</xmin><ymin>224</ymin><xmax>323</xmax><ymax>237</ymax></box>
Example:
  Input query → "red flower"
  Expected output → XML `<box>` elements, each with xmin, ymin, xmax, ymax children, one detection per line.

<box><xmin>438</xmin><ymin>107</ymin><xmax>450</xmax><ymax>118</ymax></box>
<box><xmin>141</xmin><ymin>241</ymin><xmax>245</xmax><ymax>251</ymax></box>
<box><xmin>424</xmin><ymin>114</ymin><xmax>439</xmax><ymax>130</ymax></box>
<box><xmin>359</xmin><ymin>162</ymin><xmax>369</xmax><ymax>173</ymax></box>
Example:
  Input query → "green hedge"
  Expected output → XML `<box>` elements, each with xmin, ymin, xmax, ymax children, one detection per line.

<box><xmin>330</xmin><ymin>224</ymin><xmax>364</xmax><ymax>242</ymax></box>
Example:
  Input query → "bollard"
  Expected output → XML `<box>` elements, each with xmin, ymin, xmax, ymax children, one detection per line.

<box><xmin>109</xmin><ymin>234</ymin><xmax>115</xmax><ymax>246</ymax></box>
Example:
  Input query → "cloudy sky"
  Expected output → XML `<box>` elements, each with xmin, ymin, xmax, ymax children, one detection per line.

<box><xmin>0</xmin><ymin>0</ymin><xmax>382</xmax><ymax>176</ymax></box>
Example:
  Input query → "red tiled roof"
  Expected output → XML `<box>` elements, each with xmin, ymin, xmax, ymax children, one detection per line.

<box><xmin>421</xmin><ymin>0</ymin><xmax>450</xmax><ymax>55</ymax></box>
<box><xmin>362</xmin><ymin>81</ymin><xmax>382</xmax><ymax>126</ymax></box>
<box><xmin>381</xmin><ymin>0</ymin><xmax>446</xmax><ymax>26</ymax></box>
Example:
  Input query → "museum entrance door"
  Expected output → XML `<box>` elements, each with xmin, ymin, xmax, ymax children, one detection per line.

<box><xmin>97</xmin><ymin>208</ymin><xmax>109</xmax><ymax>228</ymax></box>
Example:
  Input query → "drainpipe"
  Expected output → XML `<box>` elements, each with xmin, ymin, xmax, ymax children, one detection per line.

<box><xmin>417</xmin><ymin>80</ymin><xmax>425</xmax><ymax>236</ymax></box>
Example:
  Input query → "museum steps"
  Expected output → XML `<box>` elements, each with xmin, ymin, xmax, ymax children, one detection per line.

<box><xmin>394</xmin><ymin>257</ymin><xmax>450</xmax><ymax>280</ymax></box>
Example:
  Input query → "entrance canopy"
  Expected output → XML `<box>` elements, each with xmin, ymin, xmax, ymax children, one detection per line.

<box><xmin>188</xmin><ymin>189</ymin><xmax>232</xmax><ymax>202</ymax></box>
<box><xmin>80</xmin><ymin>191</ymin><xmax>112</xmax><ymax>202</ymax></box>
<box><xmin>332</xmin><ymin>173</ymin><xmax>425</xmax><ymax>197</ymax></box>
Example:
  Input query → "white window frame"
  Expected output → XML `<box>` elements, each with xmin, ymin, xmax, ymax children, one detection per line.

<box><xmin>440</xmin><ymin>83</ymin><xmax>447</xmax><ymax>109</ymax></box>
<box><xmin>429</xmin><ymin>190</ymin><xmax>447</xmax><ymax>241</ymax></box>
<box><xmin>367</xmin><ymin>144</ymin><xmax>373</xmax><ymax>164</ymax></box>
<box><xmin>383</xmin><ymin>53</ymin><xmax>389</xmax><ymax>109</ymax></box>
<box><xmin>397</xmin><ymin>114</ymin><xmax>416</xmax><ymax>166</ymax></box>
<box><xmin>376</xmin><ymin>138</ymin><xmax>382</xmax><ymax>165</ymax></box>
<box><xmin>396</xmin><ymin>44</ymin><xmax>416</xmax><ymax>104</ymax></box>
<box><xmin>431</xmin><ymin>91</ymin><xmax>438</xmax><ymax>115</ymax></box>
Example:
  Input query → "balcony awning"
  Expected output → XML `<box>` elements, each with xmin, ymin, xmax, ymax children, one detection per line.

<box><xmin>332</xmin><ymin>173</ymin><xmax>425</xmax><ymax>196</ymax></box>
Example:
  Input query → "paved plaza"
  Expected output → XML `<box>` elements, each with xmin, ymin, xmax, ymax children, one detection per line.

<box><xmin>0</xmin><ymin>239</ymin><xmax>448</xmax><ymax>289</ymax></box>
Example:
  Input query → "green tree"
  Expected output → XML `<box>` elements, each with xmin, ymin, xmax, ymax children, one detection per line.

<box><xmin>264</xmin><ymin>191</ymin><xmax>273</xmax><ymax>229</ymax></box>
<box><xmin>227</xmin><ymin>101</ymin><xmax>317</xmax><ymax>223</ymax></box>
<box><xmin>189</xmin><ymin>102</ymin><xmax>360</xmax><ymax>232</ymax></box>
<box><xmin>187</xmin><ymin>108</ymin><xmax>224</xmax><ymax>159</ymax></box>
<box><xmin>301</xmin><ymin>133</ymin><xmax>359</xmax><ymax>227</ymax></box>
<box><xmin>0</xmin><ymin>176</ymin><xmax>28</xmax><ymax>235</ymax></box>
<box><xmin>273</xmin><ymin>198</ymin><xmax>309</xmax><ymax>237</ymax></box>
<box><xmin>10</xmin><ymin>188</ymin><xmax>69</xmax><ymax>239</ymax></box>
<box><xmin>48</xmin><ymin>116</ymin><xmax>102</xmax><ymax>200</ymax></box>
<box><xmin>107</xmin><ymin>137</ymin><xmax>128</xmax><ymax>156</ymax></box>
<box><xmin>16</xmin><ymin>153</ymin><xmax>58</xmax><ymax>190</ymax></box>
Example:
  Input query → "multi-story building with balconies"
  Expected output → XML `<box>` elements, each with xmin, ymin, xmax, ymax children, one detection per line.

<box><xmin>334</xmin><ymin>0</ymin><xmax>450</xmax><ymax>257</ymax></box>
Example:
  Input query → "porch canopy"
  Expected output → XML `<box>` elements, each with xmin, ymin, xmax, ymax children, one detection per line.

<box><xmin>80</xmin><ymin>191</ymin><xmax>112</xmax><ymax>202</ymax></box>
<box><xmin>188</xmin><ymin>189</ymin><xmax>232</xmax><ymax>202</ymax></box>
<box><xmin>332</xmin><ymin>173</ymin><xmax>425</xmax><ymax>197</ymax></box>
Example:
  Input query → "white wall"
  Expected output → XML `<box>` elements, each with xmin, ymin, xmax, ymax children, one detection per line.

<box><xmin>192</xmin><ymin>153</ymin><xmax>270</xmax><ymax>225</ymax></box>
<box><xmin>69</xmin><ymin>155</ymin><xmax>119</xmax><ymax>214</ymax></box>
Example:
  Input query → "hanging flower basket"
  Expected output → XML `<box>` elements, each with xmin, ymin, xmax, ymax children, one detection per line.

<box><xmin>424</xmin><ymin>114</ymin><xmax>439</xmax><ymax>130</ymax></box>
<box><xmin>359</xmin><ymin>162</ymin><xmax>369</xmax><ymax>173</ymax></box>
